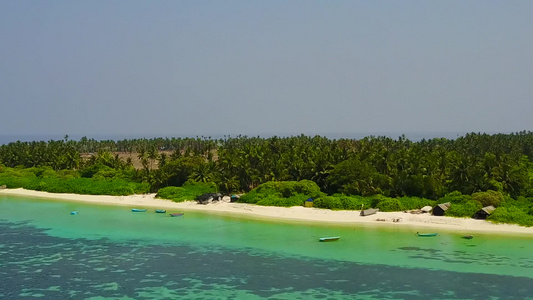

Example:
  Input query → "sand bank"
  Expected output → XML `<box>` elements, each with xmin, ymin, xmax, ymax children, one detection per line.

<box><xmin>1</xmin><ymin>188</ymin><xmax>532</xmax><ymax>235</ymax></box>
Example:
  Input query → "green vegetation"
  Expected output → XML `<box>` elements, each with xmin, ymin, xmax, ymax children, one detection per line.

<box><xmin>2</xmin><ymin>132</ymin><xmax>533</xmax><ymax>226</ymax></box>
<box><xmin>0</xmin><ymin>166</ymin><xmax>149</xmax><ymax>196</ymax></box>
<box><xmin>311</xmin><ymin>194</ymin><xmax>436</xmax><ymax>212</ymax></box>
<box><xmin>488</xmin><ymin>206</ymin><xmax>533</xmax><ymax>227</ymax></box>
<box><xmin>156</xmin><ymin>181</ymin><xmax>218</xmax><ymax>202</ymax></box>
<box><xmin>239</xmin><ymin>180</ymin><xmax>324</xmax><ymax>207</ymax></box>
<box><xmin>472</xmin><ymin>190</ymin><xmax>504</xmax><ymax>207</ymax></box>
<box><xmin>445</xmin><ymin>200</ymin><xmax>483</xmax><ymax>218</ymax></box>
<box><xmin>312</xmin><ymin>195</ymin><xmax>372</xmax><ymax>210</ymax></box>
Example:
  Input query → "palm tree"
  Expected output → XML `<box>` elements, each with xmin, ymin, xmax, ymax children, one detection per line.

<box><xmin>147</xmin><ymin>146</ymin><xmax>159</xmax><ymax>170</ymax></box>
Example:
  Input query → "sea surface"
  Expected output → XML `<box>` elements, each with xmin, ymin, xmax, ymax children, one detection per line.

<box><xmin>1</xmin><ymin>195</ymin><xmax>532</xmax><ymax>299</ymax></box>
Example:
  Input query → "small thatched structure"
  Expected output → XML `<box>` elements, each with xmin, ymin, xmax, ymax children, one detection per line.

<box><xmin>473</xmin><ymin>205</ymin><xmax>496</xmax><ymax>219</ymax></box>
<box><xmin>432</xmin><ymin>202</ymin><xmax>451</xmax><ymax>216</ymax></box>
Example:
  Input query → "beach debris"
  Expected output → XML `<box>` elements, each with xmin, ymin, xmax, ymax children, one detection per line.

<box><xmin>375</xmin><ymin>217</ymin><xmax>401</xmax><ymax>222</ymax></box>
<box><xmin>407</xmin><ymin>206</ymin><xmax>433</xmax><ymax>214</ymax></box>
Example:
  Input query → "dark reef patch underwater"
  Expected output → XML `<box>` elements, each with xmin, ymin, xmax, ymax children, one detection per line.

<box><xmin>1</xmin><ymin>220</ymin><xmax>533</xmax><ymax>299</ymax></box>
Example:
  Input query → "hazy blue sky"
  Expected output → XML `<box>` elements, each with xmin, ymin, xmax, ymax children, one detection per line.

<box><xmin>1</xmin><ymin>1</ymin><xmax>532</xmax><ymax>138</ymax></box>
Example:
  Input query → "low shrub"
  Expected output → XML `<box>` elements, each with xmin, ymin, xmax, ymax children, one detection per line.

<box><xmin>156</xmin><ymin>180</ymin><xmax>218</xmax><ymax>202</ymax></box>
<box><xmin>446</xmin><ymin>200</ymin><xmax>483</xmax><ymax>218</ymax></box>
<box><xmin>438</xmin><ymin>191</ymin><xmax>473</xmax><ymax>204</ymax></box>
<box><xmin>488</xmin><ymin>206</ymin><xmax>533</xmax><ymax>227</ymax></box>
<box><xmin>339</xmin><ymin>195</ymin><xmax>371</xmax><ymax>210</ymax></box>
<box><xmin>0</xmin><ymin>166</ymin><xmax>149</xmax><ymax>196</ymax></box>
<box><xmin>397</xmin><ymin>196</ymin><xmax>437</xmax><ymax>211</ymax></box>
<box><xmin>239</xmin><ymin>180</ymin><xmax>325</xmax><ymax>207</ymax></box>
<box><xmin>375</xmin><ymin>198</ymin><xmax>402</xmax><ymax>212</ymax></box>
<box><xmin>312</xmin><ymin>196</ymin><xmax>343</xmax><ymax>210</ymax></box>
<box><xmin>472</xmin><ymin>190</ymin><xmax>504</xmax><ymax>207</ymax></box>
<box><xmin>256</xmin><ymin>193</ymin><xmax>309</xmax><ymax>207</ymax></box>
<box><xmin>313</xmin><ymin>195</ymin><xmax>373</xmax><ymax>210</ymax></box>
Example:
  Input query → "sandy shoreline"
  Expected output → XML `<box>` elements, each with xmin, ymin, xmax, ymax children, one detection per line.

<box><xmin>1</xmin><ymin>188</ymin><xmax>532</xmax><ymax>235</ymax></box>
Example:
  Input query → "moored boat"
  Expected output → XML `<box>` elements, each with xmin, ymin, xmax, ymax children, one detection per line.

<box><xmin>319</xmin><ymin>236</ymin><xmax>340</xmax><ymax>242</ymax></box>
<box><xmin>416</xmin><ymin>232</ymin><xmax>438</xmax><ymax>237</ymax></box>
<box><xmin>70</xmin><ymin>211</ymin><xmax>78</xmax><ymax>215</ymax></box>
<box><xmin>169</xmin><ymin>213</ymin><xmax>184</xmax><ymax>217</ymax></box>
<box><xmin>461</xmin><ymin>235</ymin><xmax>474</xmax><ymax>239</ymax></box>
<box><xmin>155</xmin><ymin>209</ymin><xmax>166</xmax><ymax>213</ymax></box>
<box><xmin>131</xmin><ymin>208</ymin><xmax>147</xmax><ymax>212</ymax></box>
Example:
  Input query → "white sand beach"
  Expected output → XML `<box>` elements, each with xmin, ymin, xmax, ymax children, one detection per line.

<box><xmin>1</xmin><ymin>188</ymin><xmax>532</xmax><ymax>235</ymax></box>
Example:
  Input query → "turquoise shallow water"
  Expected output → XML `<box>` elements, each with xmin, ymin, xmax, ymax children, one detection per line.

<box><xmin>1</xmin><ymin>195</ymin><xmax>533</xmax><ymax>299</ymax></box>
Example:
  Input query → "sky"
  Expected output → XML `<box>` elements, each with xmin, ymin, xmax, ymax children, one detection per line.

<box><xmin>1</xmin><ymin>0</ymin><xmax>532</xmax><ymax>139</ymax></box>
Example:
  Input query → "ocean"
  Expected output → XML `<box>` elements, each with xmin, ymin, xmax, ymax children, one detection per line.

<box><xmin>1</xmin><ymin>195</ymin><xmax>532</xmax><ymax>299</ymax></box>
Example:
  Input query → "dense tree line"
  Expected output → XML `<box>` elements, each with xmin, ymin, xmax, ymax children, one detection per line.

<box><xmin>1</xmin><ymin>132</ymin><xmax>533</xmax><ymax>199</ymax></box>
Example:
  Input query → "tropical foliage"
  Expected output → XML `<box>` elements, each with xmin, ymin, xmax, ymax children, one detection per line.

<box><xmin>0</xmin><ymin>166</ymin><xmax>149</xmax><ymax>196</ymax></box>
<box><xmin>156</xmin><ymin>181</ymin><xmax>218</xmax><ymax>202</ymax></box>
<box><xmin>2</xmin><ymin>132</ymin><xmax>533</xmax><ymax>226</ymax></box>
<box><xmin>239</xmin><ymin>180</ymin><xmax>325</xmax><ymax>207</ymax></box>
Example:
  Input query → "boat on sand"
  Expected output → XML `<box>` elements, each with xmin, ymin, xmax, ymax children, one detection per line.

<box><xmin>360</xmin><ymin>204</ymin><xmax>379</xmax><ymax>216</ymax></box>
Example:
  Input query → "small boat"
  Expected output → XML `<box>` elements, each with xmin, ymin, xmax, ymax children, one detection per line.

<box><xmin>416</xmin><ymin>232</ymin><xmax>438</xmax><ymax>237</ymax></box>
<box><xmin>319</xmin><ymin>236</ymin><xmax>340</xmax><ymax>242</ymax></box>
<box><xmin>131</xmin><ymin>208</ymin><xmax>147</xmax><ymax>212</ymax></box>
<box><xmin>155</xmin><ymin>209</ymin><xmax>167</xmax><ymax>213</ymax></box>
<box><xmin>360</xmin><ymin>208</ymin><xmax>379</xmax><ymax>216</ymax></box>
<box><xmin>169</xmin><ymin>213</ymin><xmax>184</xmax><ymax>217</ymax></box>
<box><xmin>461</xmin><ymin>235</ymin><xmax>474</xmax><ymax>239</ymax></box>
<box><xmin>70</xmin><ymin>211</ymin><xmax>78</xmax><ymax>215</ymax></box>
